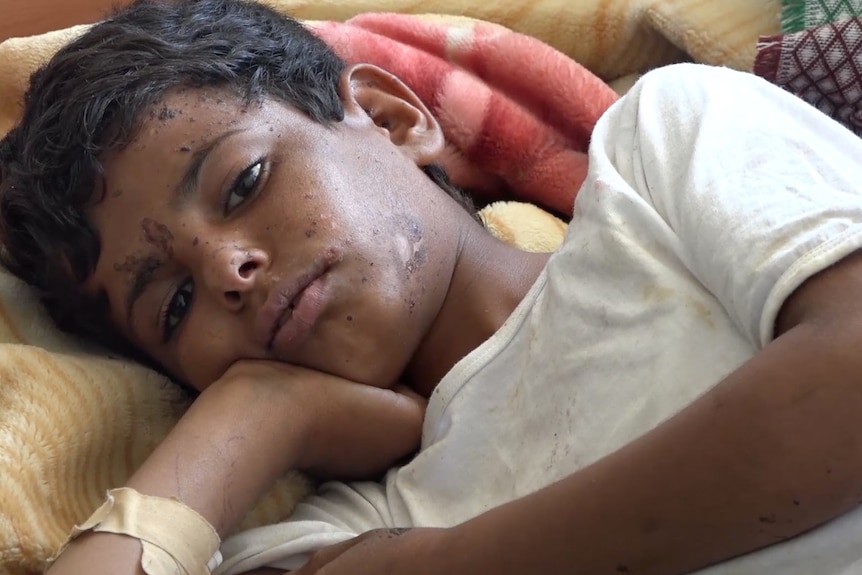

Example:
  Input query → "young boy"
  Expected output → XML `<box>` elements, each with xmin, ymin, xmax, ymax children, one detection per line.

<box><xmin>5</xmin><ymin>0</ymin><xmax>862</xmax><ymax>574</ymax></box>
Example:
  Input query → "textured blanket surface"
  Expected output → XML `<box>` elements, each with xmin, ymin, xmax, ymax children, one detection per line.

<box><xmin>755</xmin><ymin>0</ymin><xmax>862</xmax><ymax>135</ymax></box>
<box><xmin>0</xmin><ymin>1</ymin><xmax>786</xmax><ymax>574</ymax></box>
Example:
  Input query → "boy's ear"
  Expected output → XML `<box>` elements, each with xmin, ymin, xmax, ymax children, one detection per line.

<box><xmin>338</xmin><ymin>64</ymin><xmax>444</xmax><ymax>166</ymax></box>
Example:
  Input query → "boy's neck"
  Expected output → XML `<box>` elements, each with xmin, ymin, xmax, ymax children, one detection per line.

<box><xmin>404</xmin><ymin>224</ymin><xmax>551</xmax><ymax>397</ymax></box>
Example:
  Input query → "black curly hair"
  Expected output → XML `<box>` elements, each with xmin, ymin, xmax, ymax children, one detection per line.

<box><xmin>0</xmin><ymin>0</ymin><xmax>472</xmax><ymax>356</ymax></box>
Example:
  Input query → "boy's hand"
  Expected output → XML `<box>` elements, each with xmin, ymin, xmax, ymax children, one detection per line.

<box><xmin>215</xmin><ymin>360</ymin><xmax>427</xmax><ymax>480</ymax></box>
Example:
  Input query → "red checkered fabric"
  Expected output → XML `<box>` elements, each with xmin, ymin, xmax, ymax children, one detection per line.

<box><xmin>755</xmin><ymin>18</ymin><xmax>862</xmax><ymax>135</ymax></box>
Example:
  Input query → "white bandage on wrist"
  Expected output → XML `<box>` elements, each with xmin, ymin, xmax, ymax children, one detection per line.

<box><xmin>52</xmin><ymin>487</ymin><xmax>223</xmax><ymax>575</ymax></box>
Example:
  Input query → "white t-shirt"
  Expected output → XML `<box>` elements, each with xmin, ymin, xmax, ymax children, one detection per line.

<box><xmin>217</xmin><ymin>63</ymin><xmax>862</xmax><ymax>574</ymax></box>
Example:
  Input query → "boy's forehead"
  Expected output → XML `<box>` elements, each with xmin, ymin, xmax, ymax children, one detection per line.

<box><xmin>89</xmin><ymin>89</ymin><xmax>250</xmax><ymax>252</ymax></box>
<box><xmin>139</xmin><ymin>87</ymin><xmax>250</xmax><ymax>132</ymax></box>
<box><xmin>109</xmin><ymin>88</ymin><xmax>277</xmax><ymax>172</ymax></box>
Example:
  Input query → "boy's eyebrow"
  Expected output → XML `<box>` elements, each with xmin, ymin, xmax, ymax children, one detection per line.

<box><xmin>173</xmin><ymin>128</ymin><xmax>246</xmax><ymax>204</ymax></box>
<box><xmin>125</xmin><ymin>253</ymin><xmax>163</xmax><ymax>330</ymax></box>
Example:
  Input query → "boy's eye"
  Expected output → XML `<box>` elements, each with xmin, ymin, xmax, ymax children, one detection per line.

<box><xmin>225</xmin><ymin>160</ymin><xmax>263</xmax><ymax>213</ymax></box>
<box><xmin>161</xmin><ymin>279</ymin><xmax>194</xmax><ymax>342</ymax></box>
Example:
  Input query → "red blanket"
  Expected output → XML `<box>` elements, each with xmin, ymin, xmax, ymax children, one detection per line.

<box><xmin>311</xmin><ymin>14</ymin><xmax>620</xmax><ymax>216</ymax></box>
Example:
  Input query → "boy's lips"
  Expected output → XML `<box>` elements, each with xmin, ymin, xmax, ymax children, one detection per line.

<box><xmin>255</xmin><ymin>262</ymin><xmax>331</xmax><ymax>352</ymax></box>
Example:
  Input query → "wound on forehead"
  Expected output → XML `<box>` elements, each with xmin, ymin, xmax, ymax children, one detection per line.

<box><xmin>141</xmin><ymin>217</ymin><xmax>174</xmax><ymax>257</ymax></box>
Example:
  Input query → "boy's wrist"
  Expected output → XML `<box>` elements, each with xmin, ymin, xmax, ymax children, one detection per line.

<box><xmin>126</xmin><ymin>364</ymin><xmax>313</xmax><ymax>535</ymax></box>
<box><xmin>198</xmin><ymin>362</ymin><xmax>313</xmax><ymax>474</ymax></box>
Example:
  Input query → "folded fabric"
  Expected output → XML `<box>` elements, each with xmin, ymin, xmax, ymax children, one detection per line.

<box><xmin>754</xmin><ymin>0</ymin><xmax>862</xmax><ymax>136</ymax></box>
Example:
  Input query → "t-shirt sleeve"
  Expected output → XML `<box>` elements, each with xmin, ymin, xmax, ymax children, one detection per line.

<box><xmin>588</xmin><ymin>63</ymin><xmax>862</xmax><ymax>346</ymax></box>
<box><xmin>216</xmin><ymin>480</ymin><xmax>396</xmax><ymax>574</ymax></box>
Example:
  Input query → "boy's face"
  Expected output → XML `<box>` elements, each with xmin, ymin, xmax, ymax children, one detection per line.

<box><xmin>86</xmin><ymin>67</ymin><xmax>455</xmax><ymax>390</ymax></box>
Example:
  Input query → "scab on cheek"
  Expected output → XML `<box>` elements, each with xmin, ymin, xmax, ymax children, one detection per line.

<box><xmin>391</xmin><ymin>215</ymin><xmax>426</xmax><ymax>280</ymax></box>
<box><xmin>404</xmin><ymin>217</ymin><xmax>422</xmax><ymax>243</ymax></box>
<box><xmin>304</xmin><ymin>216</ymin><xmax>319</xmax><ymax>239</ymax></box>
<box><xmin>405</xmin><ymin>246</ymin><xmax>427</xmax><ymax>276</ymax></box>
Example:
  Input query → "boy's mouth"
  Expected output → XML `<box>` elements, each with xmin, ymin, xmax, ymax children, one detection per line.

<box><xmin>267</xmin><ymin>274</ymin><xmax>331</xmax><ymax>353</ymax></box>
<box><xmin>255</xmin><ymin>258</ymin><xmax>332</xmax><ymax>352</ymax></box>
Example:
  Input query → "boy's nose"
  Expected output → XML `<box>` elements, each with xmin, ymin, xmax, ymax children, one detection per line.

<box><xmin>202</xmin><ymin>244</ymin><xmax>268</xmax><ymax>311</ymax></box>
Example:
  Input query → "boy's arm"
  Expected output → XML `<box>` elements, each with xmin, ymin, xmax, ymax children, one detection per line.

<box><xmin>47</xmin><ymin>361</ymin><xmax>424</xmax><ymax>575</ymax></box>
<box><xmin>295</xmin><ymin>249</ymin><xmax>862</xmax><ymax>575</ymax></box>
